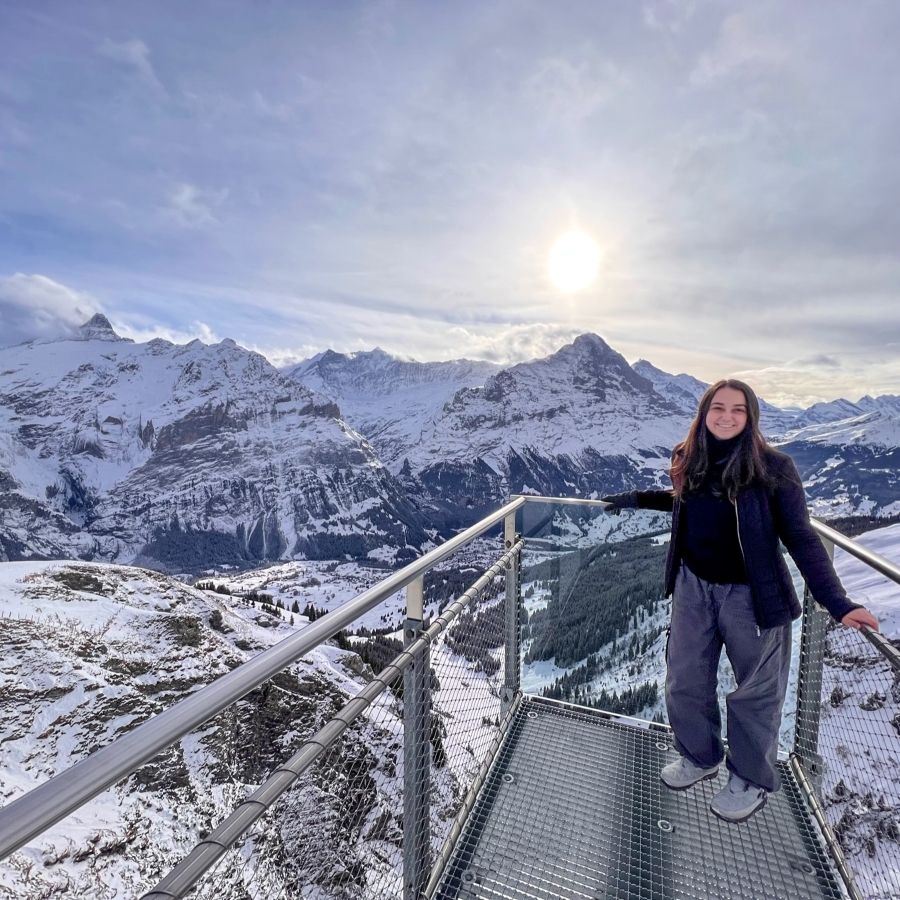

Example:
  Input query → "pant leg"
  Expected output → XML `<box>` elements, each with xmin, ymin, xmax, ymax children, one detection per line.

<box><xmin>718</xmin><ymin>582</ymin><xmax>792</xmax><ymax>792</ymax></box>
<box><xmin>666</xmin><ymin>563</ymin><xmax>725</xmax><ymax>769</ymax></box>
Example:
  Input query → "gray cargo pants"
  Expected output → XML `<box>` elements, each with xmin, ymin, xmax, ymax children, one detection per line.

<box><xmin>666</xmin><ymin>562</ymin><xmax>792</xmax><ymax>792</ymax></box>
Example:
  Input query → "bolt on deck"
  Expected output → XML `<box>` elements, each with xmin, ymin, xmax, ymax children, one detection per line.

<box><xmin>435</xmin><ymin>697</ymin><xmax>845</xmax><ymax>900</ymax></box>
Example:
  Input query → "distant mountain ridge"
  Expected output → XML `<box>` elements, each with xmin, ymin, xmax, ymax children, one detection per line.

<box><xmin>288</xmin><ymin>334</ymin><xmax>900</xmax><ymax>521</ymax></box>
<box><xmin>2</xmin><ymin>321</ymin><xmax>898</xmax><ymax>570</ymax></box>
<box><xmin>284</xmin><ymin>348</ymin><xmax>499</xmax><ymax>469</ymax></box>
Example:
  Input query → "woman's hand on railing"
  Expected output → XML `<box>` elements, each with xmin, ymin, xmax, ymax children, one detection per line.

<box><xmin>841</xmin><ymin>607</ymin><xmax>880</xmax><ymax>631</ymax></box>
<box><xmin>600</xmin><ymin>494</ymin><xmax>629</xmax><ymax>516</ymax></box>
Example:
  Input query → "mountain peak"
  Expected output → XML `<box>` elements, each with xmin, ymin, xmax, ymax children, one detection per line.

<box><xmin>572</xmin><ymin>332</ymin><xmax>612</xmax><ymax>350</ymax></box>
<box><xmin>77</xmin><ymin>313</ymin><xmax>131</xmax><ymax>343</ymax></box>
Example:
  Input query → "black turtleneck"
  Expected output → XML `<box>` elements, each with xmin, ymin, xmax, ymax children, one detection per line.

<box><xmin>680</xmin><ymin>432</ymin><xmax>748</xmax><ymax>585</ymax></box>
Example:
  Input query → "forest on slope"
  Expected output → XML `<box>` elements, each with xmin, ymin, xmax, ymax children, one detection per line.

<box><xmin>523</xmin><ymin>534</ymin><xmax>669</xmax><ymax>668</ymax></box>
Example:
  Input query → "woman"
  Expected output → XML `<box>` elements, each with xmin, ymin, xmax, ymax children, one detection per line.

<box><xmin>602</xmin><ymin>379</ymin><xmax>879</xmax><ymax>823</ymax></box>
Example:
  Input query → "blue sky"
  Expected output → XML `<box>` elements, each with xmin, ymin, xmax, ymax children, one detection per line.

<box><xmin>1</xmin><ymin>1</ymin><xmax>899</xmax><ymax>405</ymax></box>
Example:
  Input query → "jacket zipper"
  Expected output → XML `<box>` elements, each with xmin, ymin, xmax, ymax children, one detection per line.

<box><xmin>734</xmin><ymin>499</ymin><xmax>760</xmax><ymax>637</ymax></box>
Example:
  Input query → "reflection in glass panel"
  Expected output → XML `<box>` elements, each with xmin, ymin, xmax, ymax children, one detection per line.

<box><xmin>517</xmin><ymin>500</ymin><xmax>801</xmax><ymax>751</ymax></box>
<box><xmin>518</xmin><ymin>502</ymin><xmax>670</xmax><ymax>723</ymax></box>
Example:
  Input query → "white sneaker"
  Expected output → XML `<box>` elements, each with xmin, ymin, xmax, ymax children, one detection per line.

<box><xmin>660</xmin><ymin>756</ymin><xmax>720</xmax><ymax>790</ymax></box>
<box><xmin>710</xmin><ymin>773</ymin><xmax>767</xmax><ymax>823</ymax></box>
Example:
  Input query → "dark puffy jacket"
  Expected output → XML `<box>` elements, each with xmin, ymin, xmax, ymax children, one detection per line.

<box><xmin>605</xmin><ymin>447</ymin><xmax>859</xmax><ymax>629</ymax></box>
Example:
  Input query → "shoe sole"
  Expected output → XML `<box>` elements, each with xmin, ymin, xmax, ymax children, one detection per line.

<box><xmin>660</xmin><ymin>768</ymin><xmax>719</xmax><ymax>791</ymax></box>
<box><xmin>710</xmin><ymin>790</ymin><xmax>768</xmax><ymax>824</ymax></box>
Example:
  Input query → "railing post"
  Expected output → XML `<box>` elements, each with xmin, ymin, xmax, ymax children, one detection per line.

<box><xmin>502</xmin><ymin>512</ymin><xmax>521</xmax><ymax>716</ymax></box>
<box><xmin>403</xmin><ymin>575</ymin><xmax>430</xmax><ymax>900</ymax></box>
<box><xmin>793</xmin><ymin>528</ymin><xmax>834</xmax><ymax>792</ymax></box>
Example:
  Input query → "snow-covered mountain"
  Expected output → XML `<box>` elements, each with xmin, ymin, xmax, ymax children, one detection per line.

<box><xmin>290</xmin><ymin>335</ymin><xmax>694</xmax><ymax>531</ymax></box>
<box><xmin>772</xmin><ymin>397</ymin><xmax>900</xmax><ymax>518</ymax></box>
<box><xmin>631</xmin><ymin>358</ymin><xmax>800</xmax><ymax>435</ymax></box>
<box><xmin>4</xmin><ymin>318</ymin><xmax>899</xmax><ymax>572</ymax></box>
<box><xmin>285</xmin><ymin>348</ymin><xmax>499</xmax><ymax>468</ymax></box>
<box><xmin>0</xmin><ymin>316</ymin><xmax>427</xmax><ymax>571</ymax></box>
<box><xmin>775</xmin><ymin>412</ymin><xmax>900</xmax><ymax>517</ymax></box>
<box><xmin>631</xmin><ymin>359</ymin><xmax>707</xmax><ymax>412</ymax></box>
<box><xmin>407</xmin><ymin>332</ymin><xmax>689</xmax><ymax>477</ymax></box>
<box><xmin>292</xmin><ymin>332</ymin><xmax>900</xmax><ymax>529</ymax></box>
<box><xmin>793</xmin><ymin>395</ymin><xmax>900</xmax><ymax>429</ymax></box>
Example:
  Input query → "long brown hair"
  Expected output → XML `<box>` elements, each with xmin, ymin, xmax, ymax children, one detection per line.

<box><xmin>671</xmin><ymin>379</ymin><xmax>772</xmax><ymax>501</ymax></box>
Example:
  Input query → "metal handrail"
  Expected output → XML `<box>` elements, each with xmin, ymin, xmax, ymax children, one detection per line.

<box><xmin>510</xmin><ymin>493</ymin><xmax>613</xmax><ymax>508</ymax></box>
<box><xmin>0</xmin><ymin>496</ymin><xmax>526</xmax><ymax>862</ymax></box>
<box><xmin>141</xmin><ymin>539</ymin><xmax>524</xmax><ymax>900</ymax></box>
<box><xmin>861</xmin><ymin>624</ymin><xmax>900</xmax><ymax>672</ymax></box>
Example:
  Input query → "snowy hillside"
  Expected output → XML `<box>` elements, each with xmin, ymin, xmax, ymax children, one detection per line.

<box><xmin>0</xmin><ymin>316</ymin><xmax>427</xmax><ymax>570</ymax></box>
<box><xmin>0</xmin><ymin>555</ymin><xmax>509</xmax><ymax>899</ymax></box>
<box><xmin>776</xmin><ymin>413</ymin><xmax>900</xmax><ymax>517</ymax></box>
<box><xmin>821</xmin><ymin>523</ymin><xmax>900</xmax><ymax>899</ymax></box>
<box><xmin>0</xmin><ymin>560</ymin><xmax>412</xmax><ymax>898</ymax></box>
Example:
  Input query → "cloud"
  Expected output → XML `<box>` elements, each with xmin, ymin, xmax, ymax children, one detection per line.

<box><xmin>642</xmin><ymin>0</ymin><xmax>700</xmax><ymax>33</ymax></box>
<box><xmin>440</xmin><ymin>322</ymin><xmax>586</xmax><ymax>365</ymax></box>
<box><xmin>162</xmin><ymin>183</ymin><xmax>228</xmax><ymax>228</ymax></box>
<box><xmin>0</xmin><ymin>273</ymin><xmax>102</xmax><ymax>347</ymax></box>
<box><xmin>732</xmin><ymin>350</ymin><xmax>900</xmax><ymax>408</ymax></box>
<box><xmin>97</xmin><ymin>38</ymin><xmax>167</xmax><ymax>98</ymax></box>
<box><xmin>252</xmin><ymin>343</ymin><xmax>324</xmax><ymax>370</ymax></box>
<box><xmin>251</xmin><ymin>91</ymin><xmax>294</xmax><ymax>122</ymax></box>
<box><xmin>690</xmin><ymin>14</ymin><xmax>787</xmax><ymax>87</ymax></box>
<box><xmin>114</xmin><ymin>318</ymin><xmax>222</xmax><ymax>346</ymax></box>
<box><xmin>524</xmin><ymin>55</ymin><xmax>628</xmax><ymax>123</ymax></box>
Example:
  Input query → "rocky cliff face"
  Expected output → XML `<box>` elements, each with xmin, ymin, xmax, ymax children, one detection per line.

<box><xmin>4</xmin><ymin>318</ymin><xmax>899</xmax><ymax>567</ymax></box>
<box><xmin>0</xmin><ymin>318</ymin><xmax>426</xmax><ymax>570</ymax></box>
<box><xmin>295</xmin><ymin>334</ymin><xmax>693</xmax><ymax>531</ymax></box>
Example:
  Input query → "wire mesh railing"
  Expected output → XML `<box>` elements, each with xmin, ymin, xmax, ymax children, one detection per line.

<box><xmin>803</xmin><ymin>622</ymin><xmax>900</xmax><ymax>900</ymax></box>
<box><xmin>139</xmin><ymin>539</ymin><xmax>523</xmax><ymax>900</ymax></box>
<box><xmin>162</xmin><ymin>676</ymin><xmax>408</xmax><ymax>900</ymax></box>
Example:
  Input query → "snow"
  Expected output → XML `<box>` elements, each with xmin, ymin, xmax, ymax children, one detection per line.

<box><xmin>0</xmin><ymin>326</ymin><xmax>418</xmax><ymax>569</ymax></box>
<box><xmin>1</xmin><ymin>518</ymin><xmax>900</xmax><ymax>897</ymax></box>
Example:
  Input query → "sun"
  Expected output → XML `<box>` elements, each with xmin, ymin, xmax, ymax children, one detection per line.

<box><xmin>548</xmin><ymin>231</ymin><xmax>601</xmax><ymax>292</ymax></box>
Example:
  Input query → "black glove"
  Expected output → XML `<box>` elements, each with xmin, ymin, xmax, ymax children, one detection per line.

<box><xmin>600</xmin><ymin>495</ymin><xmax>622</xmax><ymax>515</ymax></box>
<box><xmin>600</xmin><ymin>491</ymin><xmax>638</xmax><ymax>515</ymax></box>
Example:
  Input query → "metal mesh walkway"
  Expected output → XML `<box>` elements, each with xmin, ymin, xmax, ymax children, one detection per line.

<box><xmin>435</xmin><ymin>697</ymin><xmax>845</xmax><ymax>900</ymax></box>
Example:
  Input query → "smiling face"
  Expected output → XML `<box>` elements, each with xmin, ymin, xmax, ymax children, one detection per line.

<box><xmin>705</xmin><ymin>386</ymin><xmax>749</xmax><ymax>441</ymax></box>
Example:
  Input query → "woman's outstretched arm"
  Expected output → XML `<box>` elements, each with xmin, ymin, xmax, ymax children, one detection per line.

<box><xmin>772</xmin><ymin>456</ymin><xmax>879</xmax><ymax>630</ymax></box>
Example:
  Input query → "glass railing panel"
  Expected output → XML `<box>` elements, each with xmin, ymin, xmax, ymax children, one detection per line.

<box><xmin>519</xmin><ymin>501</ymin><xmax>671</xmax><ymax>723</ymax></box>
<box><xmin>519</xmin><ymin>500</ymin><xmax>803</xmax><ymax>751</ymax></box>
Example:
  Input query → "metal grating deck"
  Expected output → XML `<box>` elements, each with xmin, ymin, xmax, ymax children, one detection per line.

<box><xmin>435</xmin><ymin>697</ymin><xmax>846</xmax><ymax>900</ymax></box>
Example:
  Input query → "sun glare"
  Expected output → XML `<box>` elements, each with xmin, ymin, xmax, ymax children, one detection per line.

<box><xmin>549</xmin><ymin>231</ymin><xmax>601</xmax><ymax>292</ymax></box>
